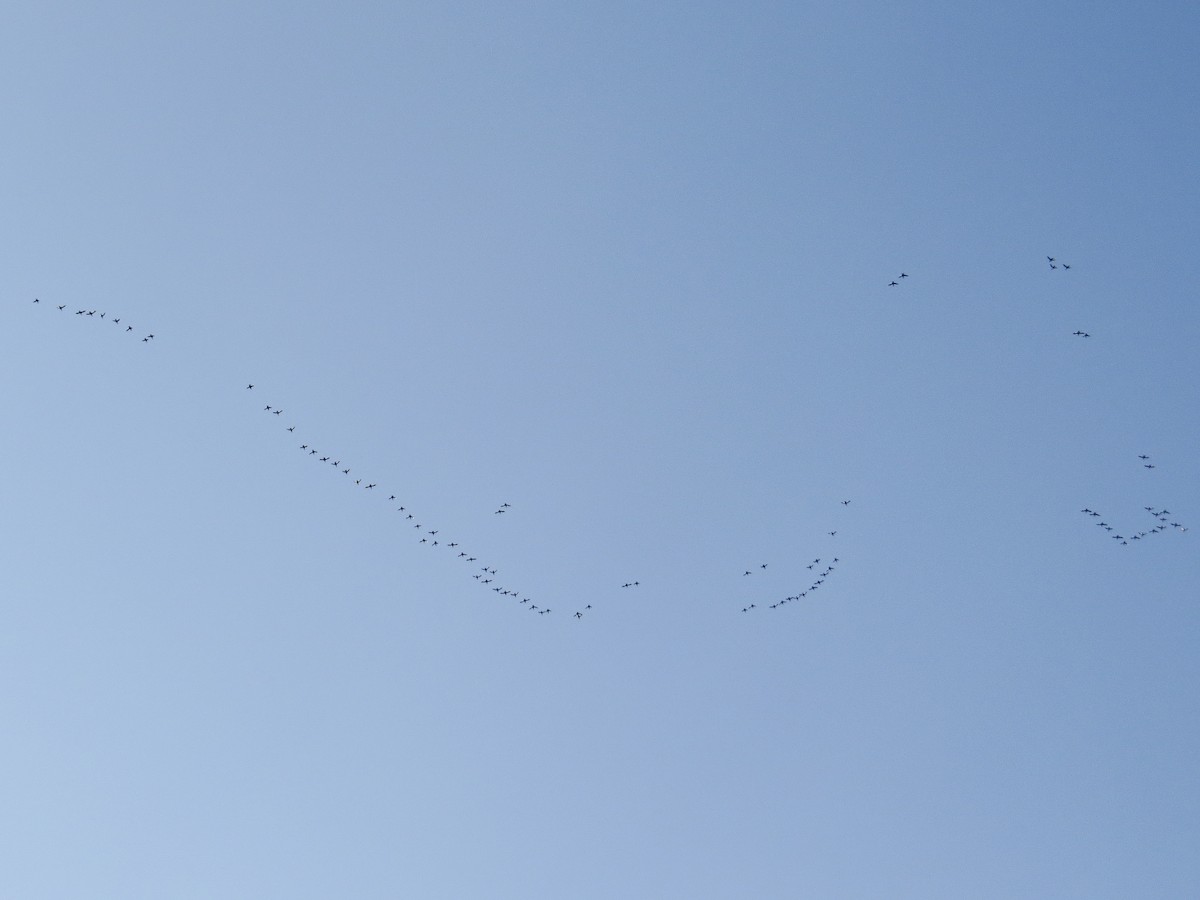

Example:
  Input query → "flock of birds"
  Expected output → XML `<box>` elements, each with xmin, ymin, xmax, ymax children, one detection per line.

<box><xmin>1079</xmin><ymin>455</ymin><xmax>1189</xmax><ymax>547</ymax></box>
<box><xmin>26</xmin><ymin>254</ymin><xmax>1191</xmax><ymax>619</ymax></box>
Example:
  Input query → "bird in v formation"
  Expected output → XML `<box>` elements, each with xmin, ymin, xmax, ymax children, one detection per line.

<box><xmin>36</xmin><ymin>295</ymin><xmax>872</xmax><ymax>622</ymax></box>
<box><xmin>32</xmin><ymin>254</ymin><xmax>1184</xmax><ymax>623</ymax></box>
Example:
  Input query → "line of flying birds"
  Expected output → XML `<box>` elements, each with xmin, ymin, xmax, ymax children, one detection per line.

<box><xmin>243</xmin><ymin>385</ymin><xmax>586</xmax><ymax>616</ymax></box>
<box><xmin>31</xmin><ymin>298</ymin><xmax>156</xmax><ymax>341</ymax></box>
<box><xmin>30</xmin><ymin>258</ymin><xmax>1189</xmax><ymax>621</ymax></box>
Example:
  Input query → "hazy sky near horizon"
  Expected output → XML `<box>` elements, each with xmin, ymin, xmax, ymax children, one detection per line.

<box><xmin>3</xmin><ymin>3</ymin><xmax>1199</xmax><ymax>898</ymax></box>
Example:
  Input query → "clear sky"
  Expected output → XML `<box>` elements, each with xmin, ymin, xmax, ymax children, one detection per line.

<box><xmin>3</xmin><ymin>2</ymin><xmax>1198</xmax><ymax>897</ymax></box>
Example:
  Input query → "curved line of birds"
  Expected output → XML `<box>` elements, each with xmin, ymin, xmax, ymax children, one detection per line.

<box><xmin>32</xmin><ymin>298</ymin><xmax>560</xmax><ymax>617</ymax></box>
<box><xmin>31</xmin><ymin>298</ymin><xmax>156</xmax><ymax>341</ymax></box>
<box><xmin>31</xmin><ymin>294</ymin><xmax>863</xmax><ymax>620</ymax></box>
<box><xmin>29</xmin><ymin>255</ymin><xmax>1187</xmax><ymax>614</ymax></box>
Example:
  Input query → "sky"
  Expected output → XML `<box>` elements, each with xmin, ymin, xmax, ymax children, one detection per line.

<box><xmin>2</xmin><ymin>2</ymin><xmax>1199</xmax><ymax>897</ymax></box>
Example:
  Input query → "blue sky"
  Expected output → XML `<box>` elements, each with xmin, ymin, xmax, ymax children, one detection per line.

<box><xmin>3</xmin><ymin>2</ymin><xmax>1198</xmax><ymax>897</ymax></box>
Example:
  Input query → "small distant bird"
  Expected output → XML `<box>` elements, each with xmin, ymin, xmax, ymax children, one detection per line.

<box><xmin>1047</xmin><ymin>257</ymin><xmax>1055</xmax><ymax>262</ymax></box>
<box><xmin>287</xmin><ymin>426</ymin><xmax>295</xmax><ymax>432</ymax></box>
<box><xmin>126</xmin><ymin>325</ymin><xmax>133</xmax><ymax>331</ymax></box>
<box><xmin>899</xmin><ymin>273</ymin><xmax>908</xmax><ymax>278</ymax></box>
<box><xmin>246</xmin><ymin>384</ymin><xmax>254</xmax><ymax>389</ymax></box>
<box><xmin>889</xmin><ymin>280</ymin><xmax>899</xmax><ymax>287</ymax></box>
<box><xmin>828</xmin><ymin>531</ymin><xmax>837</xmax><ymax>536</ymax></box>
<box><xmin>32</xmin><ymin>298</ymin><xmax>39</xmax><ymax>303</ymax></box>
<box><xmin>57</xmin><ymin>305</ymin><xmax>65</xmax><ymax>310</ymax></box>
<box><xmin>1138</xmin><ymin>455</ymin><xmax>1150</xmax><ymax>460</ymax></box>
<box><xmin>1144</xmin><ymin>464</ymin><xmax>1156</xmax><ymax>469</ymax></box>
<box><xmin>841</xmin><ymin>500</ymin><xmax>851</xmax><ymax>505</ymax></box>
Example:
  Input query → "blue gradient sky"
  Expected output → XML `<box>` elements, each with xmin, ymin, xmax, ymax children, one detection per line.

<box><xmin>3</xmin><ymin>3</ymin><xmax>1198</xmax><ymax>897</ymax></box>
